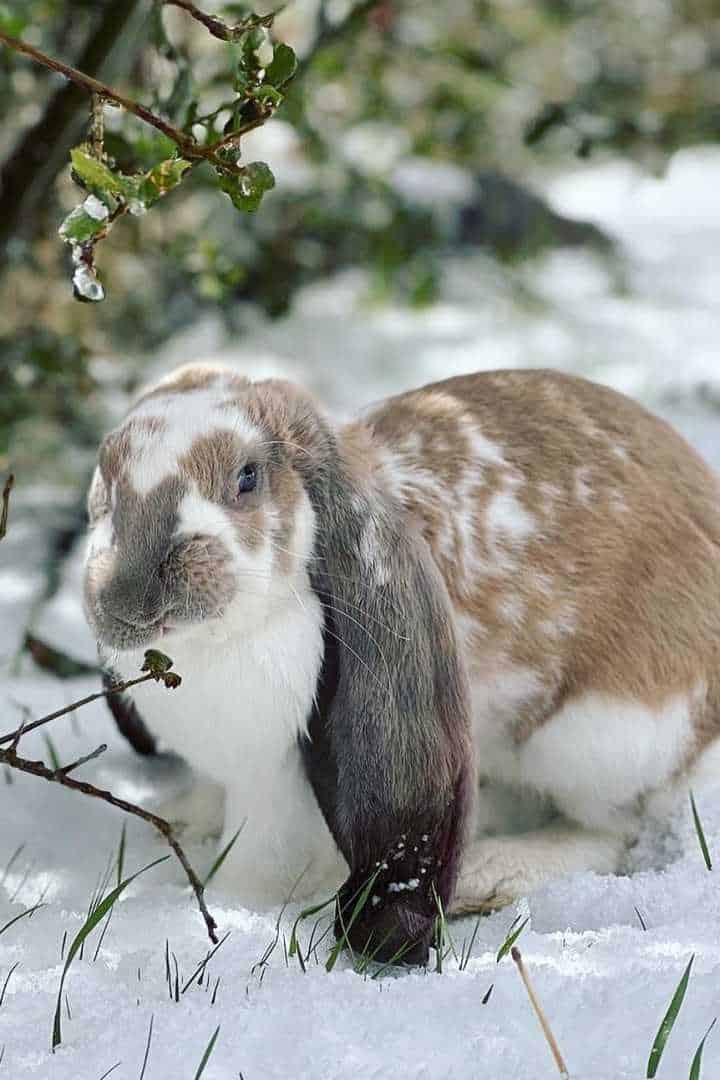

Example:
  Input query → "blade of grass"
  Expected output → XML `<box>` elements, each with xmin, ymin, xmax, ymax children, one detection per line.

<box><xmin>0</xmin><ymin>901</ymin><xmax>45</xmax><ymax>938</ymax></box>
<box><xmin>497</xmin><ymin>916</ymin><xmax>529</xmax><ymax>963</ymax></box>
<box><xmin>0</xmin><ymin>962</ymin><xmax>19</xmax><ymax>1006</ymax></box>
<box><xmin>646</xmin><ymin>954</ymin><xmax>695</xmax><ymax>1078</ymax></box>
<box><xmin>52</xmin><ymin>855</ymin><xmax>169</xmax><ymax>1050</ymax></box>
<box><xmin>459</xmin><ymin>915</ymin><xmax>482</xmax><ymax>971</ymax></box>
<box><xmin>42</xmin><ymin>733</ymin><xmax>61</xmax><ymax>771</ymax></box>
<box><xmin>690</xmin><ymin>792</ymin><xmax>713</xmax><ymax>871</ymax></box>
<box><xmin>0</xmin><ymin>843</ymin><xmax>25</xmax><ymax>888</ymax></box>
<box><xmin>138</xmin><ymin>1014</ymin><xmax>153</xmax><ymax>1080</ymax></box>
<box><xmin>689</xmin><ymin>1017</ymin><xmax>716</xmax><ymax>1080</ymax></box>
<box><xmin>203</xmin><ymin>821</ymin><xmax>246</xmax><ymax>887</ymax></box>
<box><xmin>98</xmin><ymin>1064</ymin><xmax>121</xmax><ymax>1080</ymax></box>
<box><xmin>92</xmin><ymin>904</ymin><xmax>114</xmax><ymax>962</ymax></box>
<box><xmin>116</xmin><ymin>822</ymin><xmax>127</xmax><ymax>888</ymax></box>
<box><xmin>180</xmin><ymin>931</ymin><xmax>231</xmax><ymax>994</ymax></box>
<box><xmin>288</xmin><ymin>895</ymin><xmax>335</xmax><ymax>959</ymax></box>
<box><xmin>193</xmin><ymin>1025</ymin><xmax>221</xmax><ymax>1080</ymax></box>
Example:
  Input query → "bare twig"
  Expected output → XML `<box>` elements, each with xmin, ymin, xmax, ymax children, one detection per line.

<box><xmin>0</xmin><ymin>30</ymin><xmax>272</xmax><ymax>172</ymax></box>
<box><xmin>0</xmin><ymin>475</ymin><xmax>13</xmax><ymax>541</ymax></box>
<box><xmin>511</xmin><ymin>947</ymin><xmax>569</xmax><ymax>1077</ymax></box>
<box><xmin>0</xmin><ymin>30</ymin><xmax>197</xmax><ymax>153</ymax></box>
<box><xmin>163</xmin><ymin>0</ymin><xmax>276</xmax><ymax>41</ymax></box>
<box><xmin>0</xmin><ymin>742</ymin><xmax>218</xmax><ymax>943</ymax></box>
<box><xmin>0</xmin><ymin>671</ymin><xmax>170</xmax><ymax>747</ymax></box>
<box><xmin>56</xmin><ymin>742</ymin><xmax>107</xmax><ymax>777</ymax></box>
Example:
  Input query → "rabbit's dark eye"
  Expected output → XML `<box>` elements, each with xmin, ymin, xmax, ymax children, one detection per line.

<box><xmin>237</xmin><ymin>463</ymin><xmax>257</xmax><ymax>495</ymax></box>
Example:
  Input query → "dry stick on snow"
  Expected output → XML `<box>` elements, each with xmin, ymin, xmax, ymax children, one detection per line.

<box><xmin>511</xmin><ymin>947</ymin><xmax>570</xmax><ymax>1078</ymax></box>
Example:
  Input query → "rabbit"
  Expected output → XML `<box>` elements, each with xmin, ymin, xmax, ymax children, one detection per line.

<box><xmin>84</xmin><ymin>364</ymin><xmax>720</xmax><ymax>963</ymax></box>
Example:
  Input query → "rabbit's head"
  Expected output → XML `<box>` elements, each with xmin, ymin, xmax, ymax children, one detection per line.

<box><xmin>84</xmin><ymin>364</ymin><xmax>333</xmax><ymax>653</ymax></box>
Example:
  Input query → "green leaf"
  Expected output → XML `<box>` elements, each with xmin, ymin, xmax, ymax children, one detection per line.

<box><xmin>69</xmin><ymin>145</ymin><xmax>134</xmax><ymax>203</ymax></box>
<box><xmin>254</xmin><ymin>85</ymin><xmax>283</xmax><ymax>109</ymax></box>
<box><xmin>689</xmin><ymin>1018</ymin><xmax>716</xmax><ymax>1080</ymax></box>
<box><xmin>137</xmin><ymin>157</ymin><xmax>192</xmax><ymax>208</ymax></box>
<box><xmin>646</xmin><ymin>954</ymin><xmax>694</xmax><ymax>1078</ymax></box>
<box><xmin>265</xmin><ymin>42</ymin><xmax>297</xmax><ymax>87</ymax></box>
<box><xmin>58</xmin><ymin>200</ymin><xmax>110</xmax><ymax>245</ymax></box>
<box><xmin>496</xmin><ymin>916</ymin><xmax>529</xmax><ymax>963</ymax></box>
<box><xmin>219</xmin><ymin>161</ymin><xmax>275</xmax><ymax>212</ymax></box>
<box><xmin>141</xmin><ymin>649</ymin><xmax>174</xmax><ymax>675</ymax></box>
<box><xmin>52</xmin><ymin>856</ymin><xmax>168</xmax><ymax>1049</ymax></box>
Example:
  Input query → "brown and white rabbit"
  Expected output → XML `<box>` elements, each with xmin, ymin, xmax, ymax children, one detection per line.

<box><xmin>84</xmin><ymin>365</ymin><xmax>720</xmax><ymax>963</ymax></box>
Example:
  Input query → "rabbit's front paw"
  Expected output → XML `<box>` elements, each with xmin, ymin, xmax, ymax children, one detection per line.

<box><xmin>453</xmin><ymin>838</ymin><xmax>530</xmax><ymax>914</ymax></box>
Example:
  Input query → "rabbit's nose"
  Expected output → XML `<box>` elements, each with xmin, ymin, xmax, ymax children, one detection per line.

<box><xmin>101</xmin><ymin>572</ymin><xmax>165</xmax><ymax>629</ymax></box>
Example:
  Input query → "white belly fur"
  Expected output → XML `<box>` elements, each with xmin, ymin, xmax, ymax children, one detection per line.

<box><xmin>112</xmin><ymin>586</ymin><xmax>347</xmax><ymax>907</ymax></box>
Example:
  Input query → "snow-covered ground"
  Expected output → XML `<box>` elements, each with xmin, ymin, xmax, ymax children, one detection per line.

<box><xmin>2</xmin><ymin>147</ymin><xmax>720</xmax><ymax>1079</ymax></box>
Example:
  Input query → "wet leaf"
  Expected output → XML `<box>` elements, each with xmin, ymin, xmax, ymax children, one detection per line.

<box><xmin>70</xmin><ymin>145</ymin><xmax>135</xmax><ymax>203</ymax></box>
<box><xmin>219</xmin><ymin>161</ymin><xmax>275</xmax><ymax>212</ymax></box>
<box><xmin>265</xmin><ymin>42</ymin><xmax>297</xmax><ymax>88</ymax></box>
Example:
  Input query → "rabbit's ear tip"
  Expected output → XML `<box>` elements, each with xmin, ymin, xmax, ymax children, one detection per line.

<box><xmin>335</xmin><ymin>896</ymin><xmax>433</xmax><ymax>967</ymax></box>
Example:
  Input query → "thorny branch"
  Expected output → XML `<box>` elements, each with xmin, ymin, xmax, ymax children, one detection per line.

<box><xmin>0</xmin><ymin>479</ymin><xmax>218</xmax><ymax>942</ymax></box>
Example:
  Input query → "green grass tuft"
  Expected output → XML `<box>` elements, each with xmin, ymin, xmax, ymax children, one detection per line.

<box><xmin>52</xmin><ymin>855</ymin><xmax>169</xmax><ymax>1050</ymax></box>
<box><xmin>326</xmin><ymin>871</ymin><xmax>380</xmax><ymax>972</ymax></box>
<box><xmin>646</xmin><ymin>954</ymin><xmax>695</xmax><ymax>1078</ymax></box>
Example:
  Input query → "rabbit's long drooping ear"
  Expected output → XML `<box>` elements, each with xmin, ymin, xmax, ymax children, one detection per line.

<box><xmin>296</xmin><ymin>427</ymin><xmax>475</xmax><ymax>965</ymax></box>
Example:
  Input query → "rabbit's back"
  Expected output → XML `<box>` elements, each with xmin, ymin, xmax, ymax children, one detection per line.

<box><xmin>356</xmin><ymin>369</ymin><xmax>720</xmax><ymax>774</ymax></box>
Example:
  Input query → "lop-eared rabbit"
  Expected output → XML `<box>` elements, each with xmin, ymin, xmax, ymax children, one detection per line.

<box><xmin>84</xmin><ymin>366</ymin><xmax>720</xmax><ymax>964</ymax></box>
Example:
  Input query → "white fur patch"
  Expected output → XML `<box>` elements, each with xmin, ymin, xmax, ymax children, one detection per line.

<box><xmin>520</xmin><ymin>689</ymin><xmax>701</xmax><ymax>832</ymax></box>
<box><xmin>86</xmin><ymin>517</ymin><xmax>113</xmax><ymax>558</ymax></box>
<box><xmin>485</xmin><ymin>487</ymin><xmax>536</xmax><ymax>545</ymax></box>
<box><xmin>126</xmin><ymin>389</ymin><xmax>260</xmax><ymax>496</ymax></box>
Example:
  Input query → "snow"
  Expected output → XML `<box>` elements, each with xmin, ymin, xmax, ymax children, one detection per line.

<box><xmin>3</xmin><ymin>146</ymin><xmax>720</xmax><ymax>1078</ymax></box>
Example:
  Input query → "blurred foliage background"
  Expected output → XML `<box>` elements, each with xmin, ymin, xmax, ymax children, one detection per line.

<box><xmin>0</xmin><ymin>0</ymin><xmax>718</xmax><ymax>480</ymax></box>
